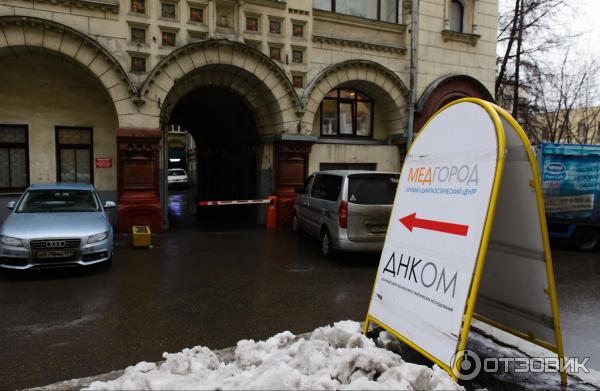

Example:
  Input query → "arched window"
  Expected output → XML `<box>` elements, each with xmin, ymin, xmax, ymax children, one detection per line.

<box><xmin>320</xmin><ymin>88</ymin><xmax>373</xmax><ymax>137</ymax></box>
<box><xmin>449</xmin><ymin>0</ymin><xmax>464</xmax><ymax>33</ymax></box>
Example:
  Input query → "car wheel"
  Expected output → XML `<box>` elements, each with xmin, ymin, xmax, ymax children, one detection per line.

<box><xmin>571</xmin><ymin>228</ymin><xmax>600</xmax><ymax>252</ymax></box>
<box><xmin>292</xmin><ymin>214</ymin><xmax>300</xmax><ymax>233</ymax></box>
<box><xmin>321</xmin><ymin>229</ymin><xmax>334</xmax><ymax>257</ymax></box>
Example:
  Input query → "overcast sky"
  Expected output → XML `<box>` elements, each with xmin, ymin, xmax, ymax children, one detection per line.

<box><xmin>569</xmin><ymin>0</ymin><xmax>600</xmax><ymax>59</ymax></box>
<box><xmin>498</xmin><ymin>0</ymin><xmax>600</xmax><ymax>61</ymax></box>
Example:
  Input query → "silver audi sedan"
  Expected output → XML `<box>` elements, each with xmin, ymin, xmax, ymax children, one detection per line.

<box><xmin>0</xmin><ymin>183</ymin><xmax>114</xmax><ymax>270</ymax></box>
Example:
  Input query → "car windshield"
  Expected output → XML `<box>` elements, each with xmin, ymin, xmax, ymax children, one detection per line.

<box><xmin>169</xmin><ymin>169</ymin><xmax>186</xmax><ymax>176</ymax></box>
<box><xmin>348</xmin><ymin>174</ymin><xmax>399</xmax><ymax>205</ymax></box>
<box><xmin>16</xmin><ymin>190</ymin><xmax>100</xmax><ymax>213</ymax></box>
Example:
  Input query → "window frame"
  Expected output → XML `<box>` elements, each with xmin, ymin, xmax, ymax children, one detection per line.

<box><xmin>55</xmin><ymin>126</ymin><xmax>94</xmax><ymax>185</ymax></box>
<box><xmin>292</xmin><ymin>74</ymin><xmax>304</xmax><ymax>88</ymax></box>
<box><xmin>449</xmin><ymin>0</ymin><xmax>465</xmax><ymax>33</ymax></box>
<box><xmin>130</xmin><ymin>55</ymin><xmax>147</xmax><ymax>73</ymax></box>
<box><xmin>291</xmin><ymin>48</ymin><xmax>304</xmax><ymax>64</ymax></box>
<box><xmin>268</xmin><ymin>17</ymin><xmax>283</xmax><ymax>35</ymax></box>
<box><xmin>0</xmin><ymin>124</ymin><xmax>29</xmax><ymax>193</ymax></box>
<box><xmin>130</xmin><ymin>0</ymin><xmax>146</xmax><ymax>15</ymax></box>
<box><xmin>160</xmin><ymin>1</ymin><xmax>177</xmax><ymax>20</ymax></box>
<box><xmin>268</xmin><ymin>45</ymin><xmax>282</xmax><ymax>62</ymax></box>
<box><xmin>160</xmin><ymin>29</ymin><xmax>177</xmax><ymax>47</ymax></box>
<box><xmin>315</xmin><ymin>0</ymin><xmax>400</xmax><ymax>24</ymax></box>
<box><xmin>245</xmin><ymin>14</ymin><xmax>260</xmax><ymax>32</ymax></box>
<box><xmin>130</xmin><ymin>26</ymin><xmax>147</xmax><ymax>44</ymax></box>
<box><xmin>319</xmin><ymin>88</ymin><xmax>374</xmax><ymax>138</ymax></box>
<box><xmin>310</xmin><ymin>174</ymin><xmax>343</xmax><ymax>202</ymax></box>
<box><xmin>292</xmin><ymin>21</ymin><xmax>305</xmax><ymax>38</ymax></box>
<box><xmin>189</xmin><ymin>5</ymin><xmax>204</xmax><ymax>23</ymax></box>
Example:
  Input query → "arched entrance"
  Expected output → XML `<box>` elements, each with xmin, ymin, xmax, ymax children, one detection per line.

<box><xmin>152</xmin><ymin>41</ymin><xmax>301</xmax><ymax>228</ymax></box>
<box><xmin>167</xmin><ymin>86</ymin><xmax>260</xmax><ymax>227</ymax></box>
<box><xmin>0</xmin><ymin>17</ymin><xmax>125</xmax><ymax>222</ymax></box>
<box><xmin>301</xmin><ymin>60</ymin><xmax>409</xmax><ymax>136</ymax></box>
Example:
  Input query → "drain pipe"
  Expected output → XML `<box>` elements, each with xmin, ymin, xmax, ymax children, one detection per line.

<box><xmin>406</xmin><ymin>0</ymin><xmax>419</xmax><ymax>150</ymax></box>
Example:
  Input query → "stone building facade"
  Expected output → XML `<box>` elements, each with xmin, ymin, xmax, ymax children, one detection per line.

<box><xmin>0</xmin><ymin>0</ymin><xmax>497</xmax><ymax>229</ymax></box>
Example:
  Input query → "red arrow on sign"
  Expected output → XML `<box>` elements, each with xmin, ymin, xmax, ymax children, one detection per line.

<box><xmin>399</xmin><ymin>213</ymin><xmax>469</xmax><ymax>237</ymax></box>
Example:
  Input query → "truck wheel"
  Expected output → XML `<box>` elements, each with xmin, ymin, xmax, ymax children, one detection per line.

<box><xmin>571</xmin><ymin>228</ymin><xmax>600</xmax><ymax>252</ymax></box>
<box><xmin>321</xmin><ymin>229</ymin><xmax>334</xmax><ymax>258</ymax></box>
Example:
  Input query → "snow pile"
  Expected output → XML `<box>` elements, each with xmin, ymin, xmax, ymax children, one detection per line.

<box><xmin>86</xmin><ymin>321</ymin><xmax>462</xmax><ymax>390</ymax></box>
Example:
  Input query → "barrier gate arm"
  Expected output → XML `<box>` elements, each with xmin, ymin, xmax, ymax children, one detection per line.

<box><xmin>198</xmin><ymin>197</ymin><xmax>278</xmax><ymax>229</ymax></box>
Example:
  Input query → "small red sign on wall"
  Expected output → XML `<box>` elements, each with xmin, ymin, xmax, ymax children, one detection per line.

<box><xmin>95</xmin><ymin>158</ymin><xmax>113</xmax><ymax>168</ymax></box>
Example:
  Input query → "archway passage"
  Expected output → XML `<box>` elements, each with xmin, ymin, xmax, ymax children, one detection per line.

<box><xmin>168</xmin><ymin>86</ymin><xmax>262</xmax><ymax>228</ymax></box>
<box><xmin>0</xmin><ymin>48</ymin><xmax>119</xmax><ymax>223</ymax></box>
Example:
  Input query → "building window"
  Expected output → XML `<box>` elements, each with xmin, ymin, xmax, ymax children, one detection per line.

<box><xmin>131</xmin><ymin>0</ymin><xmax>145</xmax><ymax>14</ymax></box>
<box><xmin>292</xmin><ymin>75</ymin><xmax>304</xmax><ymax>88</ymax></box>
<box><xmin>190</xmin><ymin>7</ymin><xmax>203</xmax><ymax>23</ymax></box>
<box><xmin>131</xmin><ymin>27</ymin><xmax>146</xmax><ymax>44</ymax></box>
<box><xmin>292</xmin><ymin>22</ymin><xmax>304</xmax><ymax>37</ymax></box>
<box><xmin>314</xmin><ymin>0</ymin><xmax>400</xmax><ymax>23</ymax></box>
<box><xmin>56</xmin><ymin>127</ymin><xmax>93</xmax><ymax>184</ymax></box>
<box><xmin>320</xmin><ymin>88</ymin><xmax>373</xmax><ymax>137</ymax></box>
<box><xmin>292</xmin><ymin>49</ymin><xmax>304</xmax><ymax>63</ymax></box>
<box><xmin>0</xmin><ymin>125</ymin><xmax>28</xmax><ymax>192</ymax></box>
<box><xmin>161</xmin><ymin>2</ymin><xmax>176</xmax><ymax>19</ymax></box>
<box><xmin>246</xmin><ymin>16</ymin><xmax>259</xmax><ymax>32</ymax></box>
<box><xmin>269</xmin><ymin>19</ymin><xmax>282</xmax><ymax>34</ymax></box>
<box><xmin>269</xmin><ymin>46</ymin><xmax>281</xmax><ymax>61</ymax></box>
<box><xmin>131</xmin><ymin>56</ymin><xmax>146</xmax><ymax>73</ymax></box>
<box><xmin>449</xmin><ymin>0</ymin><xmax>464</xmax><ymax>32</ymax></box>
<box><xmin>162</xmin><ymin>31</ymin><xmax>177</xmax><ymax>47</ymax></box>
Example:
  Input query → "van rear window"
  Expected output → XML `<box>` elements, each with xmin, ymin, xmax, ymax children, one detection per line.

<box><xmin>348</xmin><ymin>174</ymin><xmax>399</xmax><ymax>205</ymax></box>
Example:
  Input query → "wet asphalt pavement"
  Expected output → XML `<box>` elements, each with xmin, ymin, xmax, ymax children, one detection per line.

<box><xmin>0</xmin><ymin>190</ymin><xmax>599</xmax><ymax>389</ymax></box>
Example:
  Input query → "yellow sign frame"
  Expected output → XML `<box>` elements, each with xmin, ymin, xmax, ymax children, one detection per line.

<box><xmin>363</xmin><ymin>98</ymin><xmax>566</xmax><ymax>385</ymax></box>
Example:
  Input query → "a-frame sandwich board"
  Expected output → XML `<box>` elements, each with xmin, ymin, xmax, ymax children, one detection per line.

<box><xmin>363</xmin><ymin>98</ymin><xmax>566</xmax><ymax>385</ymax></box>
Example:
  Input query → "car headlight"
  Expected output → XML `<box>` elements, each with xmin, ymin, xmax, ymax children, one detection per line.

<box><xmin>1</xmin><ymin>235</ymin><xmax>23</xmax><ymax>247</ymax></box>
<box><xmin>87</xmin><ymin>232</ymin><xmax>108</xmax><ymax>244</ymax></box>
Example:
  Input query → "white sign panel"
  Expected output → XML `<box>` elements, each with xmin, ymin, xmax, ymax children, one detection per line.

<box><xmin>368</xmin><ymin>102</ymin><xmax>500</xmax><ymax>368</ymax></box>
<box><xmin>475</xmin><ymin>113</ymin><xmax>560</xmax><ymax>349</ymax></box>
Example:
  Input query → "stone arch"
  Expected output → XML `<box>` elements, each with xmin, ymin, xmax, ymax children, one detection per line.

<box><xmin>415</xmin><ymin>74</ymin><xmax>493</xmax><ymax>131</ymax></box>
<box><xmin>141</xmin><ymin>39</ymin><xmax>301</xmax><ymax>134</ymax></box>
<box><xmin>301</xmin><ymin>60</ymin><xmax>409</xmax><ymax>135</ymax></box>
<box><xmin>0</xmin><ymin>16</ymin><xmax>135</xmax><ymax>121</ymax></box>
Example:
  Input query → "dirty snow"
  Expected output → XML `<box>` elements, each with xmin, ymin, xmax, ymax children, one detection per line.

<box><xmin>86</xmin><ymin>321</ymin><xmax>461</xmax><ymax>390</ymax></box>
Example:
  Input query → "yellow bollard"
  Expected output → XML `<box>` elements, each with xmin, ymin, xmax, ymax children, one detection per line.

<box><xmin>132</xmin><ymin>226</ymin><xmax>151</xmax><ymax>248</ymax></box>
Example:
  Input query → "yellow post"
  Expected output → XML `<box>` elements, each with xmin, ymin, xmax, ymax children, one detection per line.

<box><xmin>132</xmin><ymin>226</ymin><xmax>151</xmax><ymax>247</ymax></box>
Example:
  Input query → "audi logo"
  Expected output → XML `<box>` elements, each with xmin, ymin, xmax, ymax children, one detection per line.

<box><xmin>45</xmin><ymin>241</ymin><xmax>66</xmax><ymax>248</ymax></box>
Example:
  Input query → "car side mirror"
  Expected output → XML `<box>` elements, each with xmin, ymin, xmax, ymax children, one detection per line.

<box><xmin>294</xmin><ymin>186</ymin><xmax>304</xmax><ymax>194</ymax></box>
<box><xmin>104</xmin><ymin>201</ymin><xmax>116</xmax><ymax>209</ymax></box>
<box><xmin>7</xmin><ymin>201</ymin><xmax>15</xmax><ymax>210</ymax></box>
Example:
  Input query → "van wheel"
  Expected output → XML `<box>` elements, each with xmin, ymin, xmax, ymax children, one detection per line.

<box><xmin>571</xmin><ymin>228</ymin><xmax>600</xmax><ymax>251</ymax></box>
<box><xmin>321</xmin><ymin>229</ymin><xmax>334</xmax><ymax>257</ymax></box>
<box><xmin>292</xmin><ymin>214</ymin><xmax>300</xmax><ymax>233</ymax></box>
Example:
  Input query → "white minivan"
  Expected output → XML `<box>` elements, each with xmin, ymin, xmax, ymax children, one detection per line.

<box><xmin>293</xmin><ymin>170</ymin><xmax>399</xmax><ymax>256</ymax></box>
